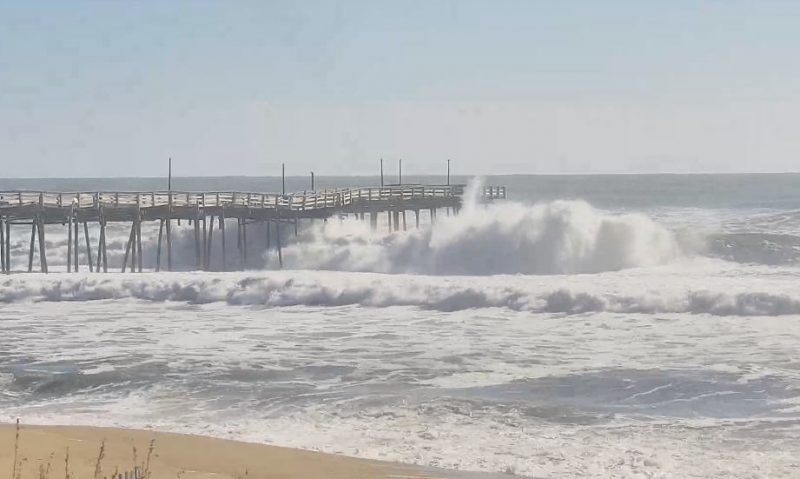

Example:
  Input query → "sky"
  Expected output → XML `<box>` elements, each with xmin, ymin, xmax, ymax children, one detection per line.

<box><xmin>1</xmin><ymin>0</ymin><xmax>800</xmax><ymax>177</ymax></box>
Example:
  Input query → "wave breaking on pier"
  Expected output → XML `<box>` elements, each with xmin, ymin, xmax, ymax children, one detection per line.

<box><xmin>270</xmin><ymin>199</ymin><xmax>686</xmax><ymax>275</ymax></box>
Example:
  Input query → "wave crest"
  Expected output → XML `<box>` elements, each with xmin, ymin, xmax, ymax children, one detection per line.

<box><xmin>272</xmin><ymin>200</ymin><xmax>684</xmax><ymax>275</ymax></box>
<box><xmin>3</xmin><ymin>272</ymin><xmax>800</xmax><ymax>316</ymax></box>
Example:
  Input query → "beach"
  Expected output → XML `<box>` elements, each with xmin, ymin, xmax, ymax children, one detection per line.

<box><xmin>0</xmin><ymin>423</ymin><xmax>479</xmax><ymax>479</ymax></box>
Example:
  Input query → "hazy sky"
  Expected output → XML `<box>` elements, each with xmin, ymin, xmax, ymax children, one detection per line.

<box><xmin>2</xmin><ymin>1</ymin><xmax>800</xmax><ymax>177</ymax></box>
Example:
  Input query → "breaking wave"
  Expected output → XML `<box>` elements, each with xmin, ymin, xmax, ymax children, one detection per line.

<box><xmin>269</xmin><ymin>199</ymin><xmax>685</xmax><ymax>275</ymax></box>
<box><xmin>2</xmin><ymin>272</ymin><xmax>800</xmax><ymax>316</ymax></box>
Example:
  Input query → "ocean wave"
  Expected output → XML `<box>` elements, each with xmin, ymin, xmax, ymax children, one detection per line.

<box><xmin>2</xmin><ymin>272</ymin><xmax>800</xmax><ymax>316</ymax></box>
<box><xmin>4</xmin><ymin>186</ymin><xmax>798</xmax><ymax>275</ymax></box>
<box><xmin>268</xmin><ymin>198</ymin><xmax>685</xmax><ymax>274</ymax></box>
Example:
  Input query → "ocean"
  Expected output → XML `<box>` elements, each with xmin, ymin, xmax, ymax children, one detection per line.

<box><xmin>1</xmin><ymin>174</ymin><xmax>800</xmax><ymax>477</ymax></box>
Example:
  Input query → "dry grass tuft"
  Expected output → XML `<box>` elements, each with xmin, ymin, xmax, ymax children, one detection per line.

<box><xmin>8</xmin><ymin>420</ymin><xmax>154</xmax><ymax>479</ymax></box>
<box><xmin>12</xmin><ymin>418</ymin><xmax>20</xmax><ymax>479</ymax></box>
<box><xmin>92</xmin><ymin>440</ymin><xmax>106</xmax><ymax>479</ymax></box>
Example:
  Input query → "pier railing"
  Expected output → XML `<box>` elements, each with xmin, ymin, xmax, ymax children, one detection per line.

<box><xmin>0</xmin><ymin>184</ymin><xmax>483</xmax><ymax>211</ymax></box>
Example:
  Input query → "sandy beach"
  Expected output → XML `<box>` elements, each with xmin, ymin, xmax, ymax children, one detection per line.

<box><xmin>0</xmin><ymin>423</ymin><xmax>474</xmax><ymax>479</ymax></box>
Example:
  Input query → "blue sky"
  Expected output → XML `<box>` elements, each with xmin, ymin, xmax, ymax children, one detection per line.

<box><xmin>2</xmin><ymin>1</ymin><xmax>799</xmax><ymax>177</ymax></box>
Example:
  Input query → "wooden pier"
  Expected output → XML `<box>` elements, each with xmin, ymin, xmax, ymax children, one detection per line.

<box><xmin>0</xmin><ymin>184</ymin><xmax>506</xmax><ymax>273</ymax></box>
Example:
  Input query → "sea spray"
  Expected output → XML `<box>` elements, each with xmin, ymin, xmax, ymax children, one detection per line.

<box><xmin>268</xmin><ymin>199</ymin><xmax>684</xmax><ymax>274</ymax></box>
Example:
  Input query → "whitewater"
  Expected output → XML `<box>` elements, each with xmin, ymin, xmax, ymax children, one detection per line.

<box><xmin>2</xmin><ymin>175</ymin><xmax>800</xmax><ymax>478</ymax></box>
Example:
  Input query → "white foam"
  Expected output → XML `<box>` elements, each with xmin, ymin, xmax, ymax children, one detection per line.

<box><xmin>269</xmin><ymin>198</ymin><xmax>685</xmax><ymax>275</ymax></box>
<box><xmin>2</xmin><ymin>260</ymin><xmax>800</xmax><ymax>316</ymax></box>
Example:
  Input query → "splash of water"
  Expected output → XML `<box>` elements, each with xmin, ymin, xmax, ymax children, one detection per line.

<box><xmin>269</xmin><ymin>194</ymin><xmax>684</xmax><ymax>275</ymax></box>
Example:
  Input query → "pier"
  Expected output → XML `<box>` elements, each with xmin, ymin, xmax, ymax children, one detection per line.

<box><xmin>0</xmin><ymin>184</ymin><xmax>507</xmax><ymax>273</ymax></box>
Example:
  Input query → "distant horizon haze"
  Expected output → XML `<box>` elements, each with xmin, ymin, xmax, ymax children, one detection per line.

<box><xmin>2</xmin><ymin>1</ymin><xmax>800</xmax><ymax>176</ymax></box>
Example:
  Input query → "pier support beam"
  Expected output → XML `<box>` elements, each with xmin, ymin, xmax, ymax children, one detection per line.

<box><xmin>27</xmin><ymin>222</ymin><xmax>36</xmax><ymax>272</ymax></box>
<box><xmin>73</xmin><ymin>217</ymin><xmax>79</xmax><ymax>272</ymax></box>
<box><xmin>84</xmin><ymin>222</ymin><xmax>93</xmax><ymax>273</ymax></box>
<box><xmin>194</xmin><ymin>207</ymin><xmax>202</xmax><ymax>270</ymax></box>
<box><xmin>136</xmin><ymin>214</ymin><xmax>143</xmax><ymax>273</ymax></box>
<box><xmin>36</xmin><ymin>216</ymin><xmax>47</xmax><ymax>273</ymax></box>
<box><xmin>0</xmin><ymin>217</ymin><xmax>4</xmax><ymax>274</ymax></box>
<box><xmin>67</xmin><ymin>212</ymin><xmax>73</xmax><ymax>273</ymax></box>
<box><xmin>275</xmin><ymin>197</ymin><xmax>283</xmax><ymax>268</ymax></box>
<box><xmin>97</xmin><ymin>213</ymin><xmax>107</xmax><ymax>273</ymax></box>
<box><xmin>156</xmin><ymin>219</ymin><xmax>164</xmax><ymax>272</ymax></box>
<box><xmin>3</xmin><ymin>221</ymin><xmax>10</xmax><ymax>273</ymax></box>
<box><xmin>122</xmin><ymin>222</ymin><xmax>136</xmax><ymax>273</ymax></box>
<box><xmin>220</xmin><ymin>213</ymin><xmax>226</xmax><ymax>272</ymax></box>
<box><xmin>206</xmin><ymin>215</ymin><xmax>213</xmax><ymax>271</ymax></box>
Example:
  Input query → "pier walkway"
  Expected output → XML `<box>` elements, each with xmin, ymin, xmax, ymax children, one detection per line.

<box><xmin>0</xmin><ymin>184</ymin><xmax>506</xmax><ymax>273</ymax></box>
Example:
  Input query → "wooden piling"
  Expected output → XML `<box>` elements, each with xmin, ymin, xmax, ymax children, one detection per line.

<box><xmin>242</xmin><ymin>218</ymin><xmax>248</xmax><ymax>267</ymax></box>
<box><xmin>97</xmin><ymin>214</ymin><xmax>106</xmax><ymax>273</ymax></box>
<box><xmin>67</xmin><ymin>210</ymin><xmax>73</xmax><ymax>273</ymax></box>
<box><xmin>136</xmin><ymin>214</ymin><xmax>143</xmax><ymax>273</ymax></box>
<box><xmin>4</xmin><ymin>220</ymin><xmax>10</xmax><ymax>273</ymax></box>
<box><xmin>73</xmin><ymin>218</ymin><xmax>79</xmax><ymax>272</ymax></box>
<box><xmin>36</xmin><ymin>216</ymin><xmax>47</xmax><ymax>273</ymax></box>
<box><xmin>166</xmin><ymin>216</ymin><xmax>173</xmax><ymax>271</ymax></box>
<box><xmin>156</xmin><ymin>219</ymin><xmax>164</xmax><ymax>272</ymax></box>
<box><xmin>27</xmin><ymin>222</ymin><xmax>36</xmax><ymax>272</ymax></box>
<box><xmin>220</xmin><ymin>212</ymin><xmax>226</xmax><ymax>272</ymax></box>
<box><xmin>202</xmin><ymin>214</ymin><xmax>208</xmax><ymax>270</ymax></box>
<box><xmin>236</xmin><ymin>218</ymin><xmax>242</xmax><ymax>269</ymax></box>
<box><xmin>122</xmin><ymin>222</ymin><xmax>135</xmax><ymax>273</ymax></box>
<box><xmin>206</xmin><ymin>215</ymin><xmax>213</xmax><ymax>270</ymax></box>
<box><xmin>84</xmin><ymin>222</ymin><xmax>93</xmax><ymax>273</ymax></box>
<box><xmin>101</xmin><ymin>211</ymin><xmax>108</xmax><ymax>273</ymax></box>
<box><xmin>275</xmin><ymin>196</ymin><xmax>283</xmax><ymax>268</ymax></box>
<box><xmin>194</xmin><ymin>206</ymin><xmax>202</xmax><ymax>270</ymax></box>
<box><xmin>0</xmin><ymin>217</ymin><xmax>4</xmax><ymax>273</ymax></box>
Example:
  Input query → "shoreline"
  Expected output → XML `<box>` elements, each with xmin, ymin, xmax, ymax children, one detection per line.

<box><xmin>0</xmin><ymin>423</ymin><xmax>499</xmax><ymax>479</ymax></box>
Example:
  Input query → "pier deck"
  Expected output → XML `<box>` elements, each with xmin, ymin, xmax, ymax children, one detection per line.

<box><xmin>0</xmin><ymin>184</ymin><xmax>506</xmax><ymax>273</ymax></box>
